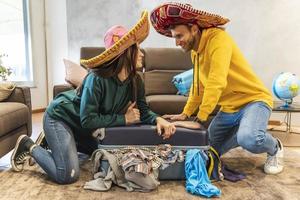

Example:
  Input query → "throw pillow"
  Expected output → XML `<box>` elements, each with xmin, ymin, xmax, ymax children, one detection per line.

<box><xmin>172</xmin><ymin>68</ymin><xmax>193</xmax><ymax>96</ymax></box>
<box><xmin>63</xmin><ymin>58</ymin><xmax>87</xmax><ymax>87</ymax></box>
<box><xmin>0</xmin><ymin>82</ymin><xmax>16</xmax><ymax>101</ymax></box>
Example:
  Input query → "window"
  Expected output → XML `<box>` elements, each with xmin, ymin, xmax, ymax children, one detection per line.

<box><xmin>0</xmin><ymin>0</ymin><xmax>32</xmax><ymax>83</ymax></box>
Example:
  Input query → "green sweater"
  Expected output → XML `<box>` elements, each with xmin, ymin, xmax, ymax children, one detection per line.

<box><xmin>46</xmin><ymin>72</ymin><xmax>157</xmax><ymax>135</ymax></box>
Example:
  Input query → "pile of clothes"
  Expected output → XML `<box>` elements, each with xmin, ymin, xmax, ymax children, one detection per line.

<box><xmin>84</xmin><ymin>144</ymin><xmax>184</xmax><ymax>192</ymax></box>
<box><xmin>84</xmin><ymin>145</ymin><xmax>245</xmax><ymax>198</ymax></box>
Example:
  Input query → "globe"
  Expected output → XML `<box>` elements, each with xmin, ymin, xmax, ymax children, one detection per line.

<box><xmin>272</xmin><ymin>72</ymin><xmax>300</xmax><ymax>107</ymax></box>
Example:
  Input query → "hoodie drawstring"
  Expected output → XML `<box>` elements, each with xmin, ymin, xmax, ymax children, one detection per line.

<box><xmin>196</xmin><ymin>53</ymin><xmax>200</xmax><ymax>96</ymax></box>
<box><xmin>192</xmin><ymin>54</ymin><xmax>196</xmax><ymax>95</ymax></box>
<box><xmin>192</xmin><ymin>53</ymin><xmax>200</xmax><ymax>96</ymax></box>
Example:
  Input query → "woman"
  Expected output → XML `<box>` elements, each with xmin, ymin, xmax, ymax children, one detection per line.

<box><xmin>10</xmin><ymin>11</ymin><xmax>176</xmax><ymax>184</ymax></box>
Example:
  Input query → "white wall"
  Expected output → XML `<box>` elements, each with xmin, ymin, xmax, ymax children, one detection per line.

<box><xmin>44</xmin><ymin>0</ymin><xmax>68</xmax><ymax>101</ymax></box>
<box><xmin>27</xmin><ymin>0</ymin><xmax>68</xmax><ymax>109</ymax></box>
<box><xmin>28</xmin><ymin>0</ymin><xmax>48</xmax><ymax>110</ymax></box>
<box><xmin>44</xmin><ymin>0</ymin><xmax>300</xmax><ymax>125</ymax></box>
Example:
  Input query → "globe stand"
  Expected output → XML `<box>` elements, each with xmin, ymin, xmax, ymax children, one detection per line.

<box><xmin>282</xmin><ymin>99</ymin><xmax>293</xmax><ymax>108</ymax></box>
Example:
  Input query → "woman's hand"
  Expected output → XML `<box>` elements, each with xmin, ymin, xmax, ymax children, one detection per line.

<box><xmin>125</xmin><ymin>102</ymin><xmax>141</xmax><ymax>125</ymax></box>
<box><xmin>156</xmin><ymin>117</ymin><xmax>176</xmax><ymax>140</ymax></box>
<box><xmin>162</xmin><ymin>113</ymin><xmax>187</xmax><ymax>121</ymax></box>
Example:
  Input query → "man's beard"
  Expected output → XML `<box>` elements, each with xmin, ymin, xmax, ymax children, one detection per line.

<box><xmin>181</xmin><ymin>35</ymin><xmax>195</xmax><ymax>52</ymax></box>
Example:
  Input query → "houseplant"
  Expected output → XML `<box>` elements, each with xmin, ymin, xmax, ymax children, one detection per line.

<box><xmin>0</xmin><ymin>53</ymin><xmax>12</xmax><ymax>81</ymax></box>
<box><xmin>0</xmin><ymin>53</ymin><xmax>15</xmax><ymax>101</ymax></box>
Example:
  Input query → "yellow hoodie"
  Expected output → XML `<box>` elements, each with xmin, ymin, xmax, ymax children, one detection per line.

<box><xmin>183</xmin><ymin>28</ymin><xmax>273</xmax><ymax>121</ymax></box>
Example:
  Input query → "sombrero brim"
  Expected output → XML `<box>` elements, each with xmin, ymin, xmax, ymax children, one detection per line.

<box><xmin>150</xmin><ymin>2</ymin><xmax>230</xmax><ymax>37</ymax></box>
<box><xmin>80</xmin><ymin>11</ymin><xmax>150</xmax><ymax>68</ymax></box>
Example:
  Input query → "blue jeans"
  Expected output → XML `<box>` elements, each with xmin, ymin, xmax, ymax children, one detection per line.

<box><xmin>208</xmin><ymin>101</ymin><xmax>278</xmax><ymax>156</ymax></box>
<box><xmin>31</xmin><ymin>112</ymin><xmax>80</xmax><ymax>184</ymax></box>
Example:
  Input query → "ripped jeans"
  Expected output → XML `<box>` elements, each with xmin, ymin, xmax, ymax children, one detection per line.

<box><xmin>31</xmin><ymin>112</ymin><xmax>80</xmax><ymax>184</ymax></box>
<box><xmin>208</xmin><ymin>101</ymin><xmax>278</xmax><ymax>156</ymax></box>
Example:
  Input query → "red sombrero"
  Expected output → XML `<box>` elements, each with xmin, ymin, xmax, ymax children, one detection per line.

<box><xmin>150</xmin><ymin>2</ymin><xmax>229</xmax><ymax>37</ymax></box>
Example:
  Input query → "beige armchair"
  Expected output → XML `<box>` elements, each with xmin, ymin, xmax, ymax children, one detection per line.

<box><xmin>0</xmin><ymin>86</ymin><xmax>32</xmax><ymax>158</ymax></box>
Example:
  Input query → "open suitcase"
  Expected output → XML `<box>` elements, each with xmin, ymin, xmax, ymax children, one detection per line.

<box><xmin>97</xmin><ymin>124</ymin><xmax>209</xmax><ymax>180</ymax></box>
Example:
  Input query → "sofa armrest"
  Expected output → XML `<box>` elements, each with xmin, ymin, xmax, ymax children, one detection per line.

<box><xmin>53</xmin><ymin>84</ymin><xmax>74</xmax><ymax>98</ymax></box>
<box><xmin>4</xmin><ymin>86</ymin><xmax>32</xmax><ymax>136</ymax></box>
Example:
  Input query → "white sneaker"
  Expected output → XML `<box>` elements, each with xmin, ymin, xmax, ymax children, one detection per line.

<box><xmin>264</xmin><ymin>138</ymin><xmax>284</xmax><ymax>174</ymax></box>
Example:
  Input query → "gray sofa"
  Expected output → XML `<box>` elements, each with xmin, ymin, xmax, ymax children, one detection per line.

<box><xmin>54</xmin><ymin>47</ymin><xmax>218</xmax><ymax>126</ymax></box>
<box><xmin>0</xmin><ymin>86</ymin><xmax>32</xmax><ymax>157</ymax></box>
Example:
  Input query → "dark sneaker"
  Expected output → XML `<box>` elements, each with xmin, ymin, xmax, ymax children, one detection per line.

<box><xmin>11</xmin><ymin>135</ymin><xmax>34</xmax><ymax>172</ymax></box>
<box><xmin>29</xmin><ymin>131</ymin><xmax>48</xmax><ymax>166</ymax></box>
<box><xmin>35</xmin><ymin>131</ymin><xmax>48</xmax><ymax>149</ymax></box>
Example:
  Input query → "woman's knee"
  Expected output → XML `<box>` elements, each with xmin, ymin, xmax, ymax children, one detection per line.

<box><xmin>56</xmin><ymin>167</ymin><xmax>80</xmax><ymax>184</ymax></box>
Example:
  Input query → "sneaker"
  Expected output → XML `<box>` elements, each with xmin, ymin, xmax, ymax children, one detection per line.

<box><xmin>35</xmin><ymin>131</ymin><xmax>48</xmax><ymax>149</ymax></box>
<box><xmin>11</xmin><ymin>135</ymin><xmax>35</xmax><ymax>172</ymax></box>
<box><xmin>264</xmin><ymin>138</ymin><xmax>284</xmax><ymax>174</ymax></box>
<box><xmin>28</xmin><ymin>131</ymin><xmax>48</xmax><ymax>166</ymax></box>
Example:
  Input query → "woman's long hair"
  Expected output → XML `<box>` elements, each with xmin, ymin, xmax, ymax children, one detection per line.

<box><xmin>77</xmin><ymin>44</ymin><xmax>139</xmax><ymax>102</ymax></box>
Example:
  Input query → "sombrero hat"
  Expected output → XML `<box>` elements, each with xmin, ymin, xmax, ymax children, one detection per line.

<box><xmin>80</xmin><ymin>10</ymin><xmax>149</xmax><ymax>68</ymax></box>
<box><xmin>150</xmin><ymin>2</ymin><xmax>229</xmax><ymax>37</ymax></box>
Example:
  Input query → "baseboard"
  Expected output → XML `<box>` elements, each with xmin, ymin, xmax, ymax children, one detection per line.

<box><xmin>32</xmin><ymin>108</ymin><xmax>46</xmax><ymax>113</ymax></box>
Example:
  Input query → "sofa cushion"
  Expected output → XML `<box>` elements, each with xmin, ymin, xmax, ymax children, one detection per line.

<box><xmin>144</xmin><ymin>70</ymin><xmax>184</xmax><ymax>95</ymax></box>
<box><xmin>146</xmin><ymin>95</ymin><xmax>220</xmax><ymax>118</ymax></box>
<box><xmin>146</xmin><ymin>95</ymin><xmax>188</xmax><ymax>115</ymax></box>
<box><xmin>0</xmin><ymin>102</ymin><xmax>29</xmax><ymax>137</ymax></box>
<box><xmin>144</xmin><ymin>48</ymin><xmax>192</xmax><ymax>71</ymax></box>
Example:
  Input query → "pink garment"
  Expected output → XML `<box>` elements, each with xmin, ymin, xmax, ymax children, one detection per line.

<box><xmin>104</xmin><ymin>25</ymin><xmax>128</xmax><ymax>49</ymax></box>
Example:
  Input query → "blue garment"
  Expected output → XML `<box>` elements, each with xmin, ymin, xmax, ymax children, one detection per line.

<box><xmin>185</xmin><ymin>149</ymin><xmax>221</xmax><ymax>198</ymax></box>
<box><xmin>208</xmin><ymin>101</ymin><xmax>278</xmax><ymax>156</ymax></box>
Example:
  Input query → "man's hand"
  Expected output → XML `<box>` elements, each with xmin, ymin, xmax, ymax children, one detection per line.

<box><xmin>172</xmin><ymin>121</ymin><xmax>203</xmax><ymax>129</ymax></box>
<box><xmin>156</xmin><ymin>117</ymin><xmax>176</xmax><ymax>140</ymax></box>
<box><xmin>125</xmin><ymin>102</ymin><xmax>140</xmax><ymax>125</ymax></box>
<box><xmin>162</xmin><ymin>113</ymin><xmax>187</xmax><ymax>121</ymax></box>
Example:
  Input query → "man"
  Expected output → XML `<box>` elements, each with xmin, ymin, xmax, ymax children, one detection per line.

<box><xmin>150</xmin><ymin>2</ymin><xmax>283</xmax><ymax>174</ymax></box>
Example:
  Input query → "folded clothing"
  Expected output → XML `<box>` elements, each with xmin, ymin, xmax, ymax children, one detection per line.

<box><xmin>221</xmin><ymin>164</ymin><xmax>246</xmax><ymax>182</ymax></box>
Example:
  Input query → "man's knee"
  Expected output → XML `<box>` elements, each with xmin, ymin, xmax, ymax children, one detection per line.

<box><xmin>237</xmin><ymin>127</ymin><xmax>267</xmax><ymax>153</ymax></box>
